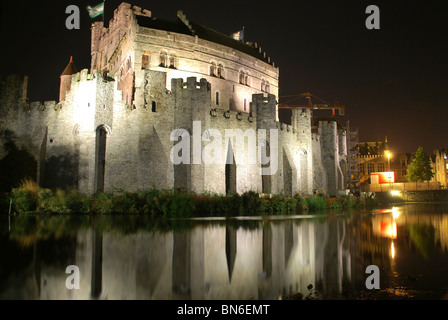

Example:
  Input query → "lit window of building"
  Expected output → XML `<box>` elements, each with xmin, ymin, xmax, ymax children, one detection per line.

<box><xmin>159</xmin><ymin>52</ymin><xmax>167</xmax><ymax>67</ymax></box>
<box><xmin>217</xmin><ymin>64</ymin><xmax>224</xmax><ymax>78</ymax></box>
<box><xmin>210</xmin><ymin>63</ymin><xmax>216</xmax><ymax>76</ymax></box>
<box><xmin>169</xmin><ymin>55</ymin><xmax>177</xmax><ymax>69</ymax></box>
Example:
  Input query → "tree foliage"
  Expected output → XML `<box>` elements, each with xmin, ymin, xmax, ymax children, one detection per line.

<box><xmin>405</xmin><ymin>147</ymin><xmax>434</xmax><ymax>182</ymax></box>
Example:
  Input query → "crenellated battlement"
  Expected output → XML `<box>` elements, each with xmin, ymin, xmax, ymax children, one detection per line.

<box><xmin>0</xmin><ymin>74</ymin><xmax>60</xmax><ymax>117</ymax></box>
<box><xmin>321</xmin><ymin>120</ymin><xmax>337</xmax><ymax>127</ymax></box>
<box><xmin>171</xmin><ymin>77</ymin><xmax>211</xmax><ymax>93</ymax></box>
<box><xmin>312</xmin><ymin>132</ymin><xmax>321</xmax><ymax>141</ymax></box>
<box><xmin>132</xmin><ymin>5</ymin><xmax>152</xmax><ymax>17</ymax></box>
<box><xmin>28</xmin><ymin>100</ymin><xmax>57</xmax><ymax>112</ymax></box>
<box><xmin>275</xmin><ymin>121</ymin><xmax>294</xmax><ymax>134</ymax></box>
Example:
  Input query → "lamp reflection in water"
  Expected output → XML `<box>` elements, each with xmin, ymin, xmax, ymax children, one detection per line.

<box><xmin>392</xmin><ymin>206</ymin><xmax>399</xmax><ymax>220</ymax></box>
<box><xmin>390</xmin><ymin>207</ymin><xmax>399</xmax><ymax>259</ymax></box>
<box><xmin>372</xmin><ymin>207</ymin><xmax>399</xmax><ymax>259</ymax></box>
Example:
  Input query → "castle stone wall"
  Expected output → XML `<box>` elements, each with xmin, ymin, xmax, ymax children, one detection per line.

<box><xmin>0</xmin><ymin>2</ymin><xmax>348</xmax><ymax>198</ymax></box>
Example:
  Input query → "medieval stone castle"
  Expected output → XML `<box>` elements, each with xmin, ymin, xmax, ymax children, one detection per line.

<box><xmin>0</xmin><ymin>2</ymin><xmax>348</xmax><ymax>197</ymax></box>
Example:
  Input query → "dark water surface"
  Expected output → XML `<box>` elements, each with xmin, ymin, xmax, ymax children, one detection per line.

<box><xmin>1</xmin><ymin>203</ymin><xmax>448</xmax><ymax>300</ymax></box>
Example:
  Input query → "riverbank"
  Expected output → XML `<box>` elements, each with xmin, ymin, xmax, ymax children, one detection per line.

<box><xmin>374</xmin><ymin>190</ymin><xmax>448</xmax><ymax>205</ymax></box>
<box><xmin>3</xmin><ymin>179</ymin><xmax>378</xmax><ymax>216</ymax></box>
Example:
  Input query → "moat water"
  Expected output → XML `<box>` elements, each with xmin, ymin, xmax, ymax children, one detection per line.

<box><xmin>1</xmin><ymin>203</ymin><xmax>448</xmax><ymax>300</ymax></box>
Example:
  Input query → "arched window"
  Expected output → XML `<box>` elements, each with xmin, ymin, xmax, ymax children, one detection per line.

<box><xmin>94</xmin><ymin>126</ymin><xmax>108</xmax><ymax>193</ymax></box>
<box><xmin>265</xmin><ymin>81</ymin><xmax>270</xmax><ymax>93</ymax></box>
<box><xmin>244</xmin><ymin>74</ymin><xmax>249</xmax><ymax>86</ymax></box>
<box><xmin>210</xmin><ymin>63</ymin><xmax>216</xmax><ymax>76</ymax></box>
<box><xmin>239</xmin><ymin>71</ymin><xmax>245</xmax><ymax>84</ymax></box>
<box><xmin>217</xmin><ymin>64</ymin><xmax>224</xmax><ymax>79</ymax></box>
<box><xmin>169</xmin><ymin>55</ymin><xmax>176</xmax><ymax>69</ymax></box>
<box><xmin>261</xmin><ymin>81</ymin><xmax>266</xmax><ymax>92</ymax></box>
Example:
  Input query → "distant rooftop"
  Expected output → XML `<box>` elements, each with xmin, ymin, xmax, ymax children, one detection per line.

<box><xmin>61</xmin><ymin>56</ymin><xmax>77</xmax><ymax>76</ymax></box>
<box><xmin>134</xmin><ymin>12</ymin><xmax>274</xmax><ymax>66</ymax></box>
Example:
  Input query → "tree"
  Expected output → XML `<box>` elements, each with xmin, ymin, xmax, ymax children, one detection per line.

<box><xmin>405</xmin><ymin>147</ymin><xmax>434</xmax><ymax>182</ymax></box>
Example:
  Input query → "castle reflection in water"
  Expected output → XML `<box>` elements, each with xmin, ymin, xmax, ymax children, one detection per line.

<box><xmin>3</xmin><ymin>203</ymin><xmax>448</xmax><ymax>300</ymax></box>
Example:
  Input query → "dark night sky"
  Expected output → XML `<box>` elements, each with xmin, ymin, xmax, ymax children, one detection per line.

<box><xmin>1</xmin><ymin>0</ymin><xmax>447</xmax><ymax>154</ymax></box>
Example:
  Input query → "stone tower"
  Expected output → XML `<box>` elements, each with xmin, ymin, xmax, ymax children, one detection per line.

<box><xmin>59</xmin><ymin>56</ymin><xmax>77</xmax><ymax>101</ymax></box>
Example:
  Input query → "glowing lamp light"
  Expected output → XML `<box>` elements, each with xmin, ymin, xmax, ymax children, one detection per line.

<box><xmin>371</xmin><ymin>172</ymin><xmax>395</xmax><ymax>183</ymax></box>
<box><xmin>380</xmin><ymin>221</ymin><xmax>397</xmax><ymax>239</ymax></box>
<box><xmin>392</xmin><ymin>206</ymin><xmax>400</xmax><ymax>219</ymax></box>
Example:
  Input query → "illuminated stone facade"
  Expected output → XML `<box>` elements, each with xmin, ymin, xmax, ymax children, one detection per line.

<box><xmin>433</xmin><ymin>149</ymin><xmax>448</xmax><ymax>188</ymax></box>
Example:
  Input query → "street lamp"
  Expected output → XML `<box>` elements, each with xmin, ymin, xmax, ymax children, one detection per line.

<box><xmin>387</xmin><ymin>152</ymin><xmax>391</xmax><ymax>171</ymax></box>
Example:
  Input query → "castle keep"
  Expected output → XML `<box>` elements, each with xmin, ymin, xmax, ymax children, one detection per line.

<box><xmin>0</xmin><ymin>2</ymin><xmax>347</xmax><ymax>197</ymax></box>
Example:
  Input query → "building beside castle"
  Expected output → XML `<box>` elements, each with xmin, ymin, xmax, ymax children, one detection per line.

<box><xmin>433</xmin><ymin>149</ymin><xmax>448</xmax><ymax>189</ymax></box>
<box><xmin>0</xmin><ymin>2</ymin><xmax>348</xmax><ymax>197</ymax></box>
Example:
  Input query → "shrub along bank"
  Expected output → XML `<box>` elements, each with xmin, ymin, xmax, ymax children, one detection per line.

<box><xmin>6</xmin><ymin>179</ymin><xmax>377</xmax><ymax>216</ymax></box>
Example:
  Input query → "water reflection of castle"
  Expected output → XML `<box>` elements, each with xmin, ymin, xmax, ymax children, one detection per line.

<box><xmin>76</xmin><ymin>221</ymin><xmax>361</xmax><ymax>299</ymax></box>
<box><xmin>3</xmin><ymin>218</ymin><xmax>363</xmax><ymax>299</ymax></box>
<box><xmin>4</xmin><ymin>206</ymin><xmax>448</xmax><ymax>299</ymax></box>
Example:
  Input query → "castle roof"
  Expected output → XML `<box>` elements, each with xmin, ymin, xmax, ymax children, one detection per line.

<box><xmin>61</xmin><ymin>56</ymin><xmax>78</xmax><ymax>76</ymax></box>
<box><xmin>135</xmin><ymin>13</ymin><xmax>274</xmax><ymax>66</ymax></box>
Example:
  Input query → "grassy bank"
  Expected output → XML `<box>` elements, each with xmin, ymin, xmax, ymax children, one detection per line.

<box><xmin>5</xmin><ymin>179</ymin><xmax>377</xmax><ymax>216</ymax></box>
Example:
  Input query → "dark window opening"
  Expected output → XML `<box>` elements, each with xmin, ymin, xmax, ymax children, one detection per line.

<box><xmin>159</xmin><ymin>53</ymin><xmax>166</xmax><ymax>67</ymax></box>
<box><xmin>95</xmin><ymin>127</ymin><xmax>107</xmax><ymax>193</ymax></box>
<box><xmin>239</xmin><ymin>72</ymin><xmax>245</xmax><ymax>84</ymax></box>
<box><xmin>217</xmin><ymin>64</ymin><xmax>224</xmax><ymax>78</ymax></box>
<box><xmin>142</xmin><ymin>54</ymin><xmax>149</xmax><ymax>69</ymax></box>
<box><xmin>169</xmin><ymin>56</ymin><xmax>176</xmax><ymax>69</ymax></box>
